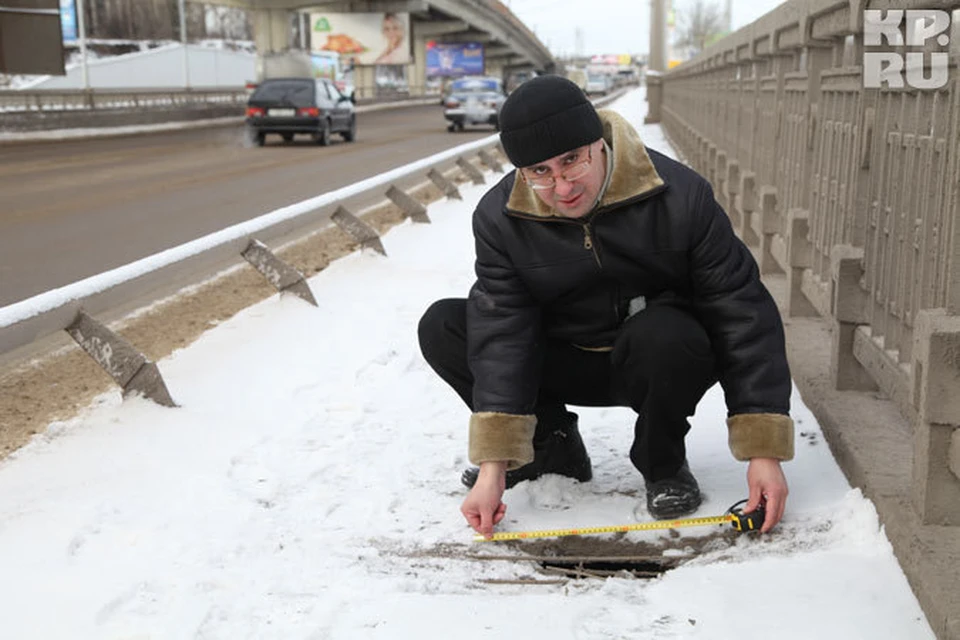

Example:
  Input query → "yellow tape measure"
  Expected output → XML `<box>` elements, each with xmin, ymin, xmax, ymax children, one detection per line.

<box><xmin>472</xmin><ymin>502</ymin><xmax>764</xmax><ymax>542</ymax></box>
<box><xmin>474</xmin><ymin>514</ymin><xmax>734</xmax><ymax>542</ymax></box>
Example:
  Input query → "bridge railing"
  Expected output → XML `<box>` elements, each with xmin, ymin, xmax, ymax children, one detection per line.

<box><xmin>0</xmin><ymin>85</ymin><xmax>442</xmax><ymax>114</ymax></box>
<box><xmin>648</xmin><ymin>0</ymin><xmax>960</xmax><ymax>528</ymax></box>
<box><xmin>0</xmin><ymin>86</ymin><xmax>248</xmax><ymax>113</ymax></box>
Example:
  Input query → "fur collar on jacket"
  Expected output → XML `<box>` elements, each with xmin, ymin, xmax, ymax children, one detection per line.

<box><xmin>505</xmin><ymin>109</ymin><xmax>665</xmax><ymax>217</ymax></box>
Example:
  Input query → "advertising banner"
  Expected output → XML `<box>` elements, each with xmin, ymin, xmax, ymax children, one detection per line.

<box><xmin>60</xmin><ymin>0</ymin><xmax>77</xmax><ymax>42</ymax></box>
<box><xmin>311</xmin><ymin>12</ymin><xmax>411</xmax><ymax>65</ymax></box>
<box><xmin>426</xmin><ymin>42</ymin><xmax>484</xmax><ymax>77</ymax></box>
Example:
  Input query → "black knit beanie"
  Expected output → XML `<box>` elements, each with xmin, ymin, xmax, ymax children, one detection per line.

<box><xmin>498</xmin><ymin>75</ymin><xmax>603</xmax><ymax>168</ymax></box>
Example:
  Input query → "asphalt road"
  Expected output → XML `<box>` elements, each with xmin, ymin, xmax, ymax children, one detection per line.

<box><xmin>0</xmin><ymin>105</ymin><xmax>493</xmax><ymax>307</ymax></box>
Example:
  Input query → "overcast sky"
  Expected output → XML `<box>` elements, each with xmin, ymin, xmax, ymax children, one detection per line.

<box><xmin>505</xmin><ymin>0</ymin><xmax>788</xmax><ymax>57</ymax></box>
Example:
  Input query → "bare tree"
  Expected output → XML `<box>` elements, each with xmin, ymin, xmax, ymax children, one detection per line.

<box><xmin>674</xmin><ymin>0</ymin><xmax>726</xmax><ymax>54</ymax></box>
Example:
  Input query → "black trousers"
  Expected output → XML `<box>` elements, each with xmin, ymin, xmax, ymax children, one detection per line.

<box><xmin>417</xmin><ymin>299</ymin><xmax>717</xmax><ymax>482</ymax></box>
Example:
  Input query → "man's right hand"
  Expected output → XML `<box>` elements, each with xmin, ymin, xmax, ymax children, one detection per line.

<box><xmin>461</xmin><ymin>461</ymin><xmax>507</xmax><ymax>538</ymax></box>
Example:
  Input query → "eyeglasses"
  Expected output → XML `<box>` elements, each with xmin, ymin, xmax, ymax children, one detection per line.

<box><xmin>520</xmin><ymin>145</ymin><xmax>594</xmax><ymax>190</ymax></box>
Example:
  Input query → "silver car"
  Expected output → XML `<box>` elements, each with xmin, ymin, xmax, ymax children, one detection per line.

<box><xmin>443</xmin><ymin>76</ymin><xmax>506</xmax><ymax>132</ymax></box>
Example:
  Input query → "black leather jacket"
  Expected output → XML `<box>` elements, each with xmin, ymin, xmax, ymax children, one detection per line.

<box><xmin>465</xmin><ymin>112</ymin><xmax>792</xmax><ymax>467</ymax></box>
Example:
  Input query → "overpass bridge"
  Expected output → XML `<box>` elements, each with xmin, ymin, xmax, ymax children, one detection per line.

<box><xmin>206</xmin><ymin>0</ymin><xmax>555</xmax><ymax>95</ymax></box>
<box><xmin>645</xmin><ymin>1</ymin><xmax>960</xmax><ymax>637</ymax></box>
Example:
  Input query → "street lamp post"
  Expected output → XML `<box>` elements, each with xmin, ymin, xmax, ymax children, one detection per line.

<box><xmin>179</xmin><ymin>0</ymin><xmax>190</xmax><ymax>88</ymax></box>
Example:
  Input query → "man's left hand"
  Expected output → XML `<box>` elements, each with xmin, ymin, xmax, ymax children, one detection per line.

<box><xmin>744</xmin><ymin>457</ymin><xmax>788</xmax><ymax>533</ymax></box>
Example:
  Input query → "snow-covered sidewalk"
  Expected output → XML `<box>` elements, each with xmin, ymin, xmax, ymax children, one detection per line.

<box><xmin>0</xmin><ymin>89</ymin><xmax>934</xmax><ymax>639</ymax></box>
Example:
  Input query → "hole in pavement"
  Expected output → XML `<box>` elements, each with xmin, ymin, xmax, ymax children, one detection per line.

<box><xmin>538</xmin><ymin>557</ymin><xmax>672</xmax><ymax>579</ymax></box>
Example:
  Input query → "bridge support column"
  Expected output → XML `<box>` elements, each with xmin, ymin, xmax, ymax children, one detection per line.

<box><xmin>252</xmin><ymin>8</ymin><xmax>310</xmax><ymax>80</ymax></box>
<box><xmin>411</xmin><ymin>33</ymin><xmax>427</xmax><ymax>97</ymax></box>
<box><xmin>354</xmin><ymin>65</ymin><xmax>376</xmax><ymax>101</ymax></box>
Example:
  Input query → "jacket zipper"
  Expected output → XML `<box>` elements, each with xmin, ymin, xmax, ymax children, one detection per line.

<box><xmin>582</xmin><ymin>224</ymin><xmax>602</xmax><ymax>267</ymax></box>
<box><xmin>504</xmin><ymin>182</ymin><xmax>671</xmax><ymax>268</ymax></box>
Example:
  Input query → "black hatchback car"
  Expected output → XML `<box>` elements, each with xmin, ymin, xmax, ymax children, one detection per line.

<box><xmin>246</xmin><ymin>77</ymin><xmax>356</xmax><ymax>146</ymax></box>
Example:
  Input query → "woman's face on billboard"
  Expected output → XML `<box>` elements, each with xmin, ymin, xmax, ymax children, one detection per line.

<box><xmin>382</xmin><ymin>15</ymin><xmax>404</xmax><ymax>46</ymax></box>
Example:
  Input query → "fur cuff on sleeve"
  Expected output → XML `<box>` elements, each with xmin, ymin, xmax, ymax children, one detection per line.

<box><xmin>468</xmin><ymin>412</ymin><xmax>536</xmax><ymax>470</ymax></box>
<box><xmin>727</xmin><ymin>413</ymin><xmax>795</xmax><ymax>461</ymax></box>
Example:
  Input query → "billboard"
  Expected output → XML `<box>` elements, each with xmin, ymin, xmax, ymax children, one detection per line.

<box><xmin>59</xmin><ymin>0</ymin><xmax>77</xmax><ymax>42</ymax></box>
<box><xmin>426</xmin><ymin>42</ymin><xmax>484</xmax><ymax>77</ymax></box>
<box><xmin>311</xmin><ymin>12</ymin><xmax>411</xmax><ymax>66</ymax></box>
<box><xmin>311</xmin><ymin>51</ymin><xmax>339</xmax><ymax>80</ymax></box>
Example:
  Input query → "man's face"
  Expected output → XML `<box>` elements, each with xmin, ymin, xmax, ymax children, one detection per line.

<box><xmin>520</xmin><ymin>139</ymin><xmax>605</xmax><ymax>219</ymax></box>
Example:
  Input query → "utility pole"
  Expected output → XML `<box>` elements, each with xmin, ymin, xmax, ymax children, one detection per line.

<box><xmin>179</xmin><ymin>0</ymin><xmax>190</xmax><ymax>88</ymax></box>
<box><xmin>644</xmin><ymin>0</ymin><xmax>667</xmax><ymax>123</ymax></box>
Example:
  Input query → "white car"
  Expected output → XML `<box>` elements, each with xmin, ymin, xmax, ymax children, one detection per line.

<box><xmin>585</xmin><ymin>73</ymin><xmax>611</xmax><ymax>96</ymax></box>
<box><xmin>443</xmin><ymin>76</ymin><xmax>506</xmax><ymax>132</ymax></box>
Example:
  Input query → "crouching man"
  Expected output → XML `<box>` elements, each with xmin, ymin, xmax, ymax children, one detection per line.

<box><xmin>418</xmin><ymin>75</ymin><xmax>793</xmax><ymax>538</ymax></box>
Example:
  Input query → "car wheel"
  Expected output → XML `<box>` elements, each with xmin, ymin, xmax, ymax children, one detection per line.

<box><xmin>315</xmin><ymin>119</ymin><xmax>331</xmax><ymax>146</ymax></box>
<box><xmin>282</xmin><ymin>133</ymin><xmax>294</xmax><ymax>143</ymax></box>
<box><xmin>341</xmin><ymin>116</ymin><xmax>357</xmax><ymax>142</ymax></box>
<box><xmin>255</xmin><ymin>132</ymin><xmax>265</xmax><ymax>147</ymax></box>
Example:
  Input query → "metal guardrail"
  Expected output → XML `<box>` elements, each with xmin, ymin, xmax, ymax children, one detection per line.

<box><xmin>0</xmin><ymin>88</ymin><xmax>623</xmax><ymax>369</ymax></box>
<box><xmin>0</xmin><ymin>85</ymin><xmax>443</xmax><ymax>114</ymax></box>
<box><xmin>0</xmin><ymin>134</ymin><xmax>502</xmax><ymax>369</ymax></box>
<box><xmin>0</xmin><ymin>86</ymin><xmax>248</xmax><ymax>112</ymax></box>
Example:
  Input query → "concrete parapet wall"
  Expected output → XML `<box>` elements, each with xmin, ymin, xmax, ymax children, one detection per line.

<box><xmin>652</xmin><ymin>0</ymin><xmax>960</xmax><ymax>636</ymax></box>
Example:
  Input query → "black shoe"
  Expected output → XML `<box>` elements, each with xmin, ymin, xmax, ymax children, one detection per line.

<box><xmin>645</xmin><ymin>461</ymin><xmax>702</xmax><ymax>519</ymax></box>
<box><xmin>461</xmin><ymin>414</ymin><xmax>592</xmax><ymax>489</ymax></box>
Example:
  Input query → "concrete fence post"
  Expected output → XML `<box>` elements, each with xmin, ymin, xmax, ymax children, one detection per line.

<box><xmin>783</xmin><ymin>208</ymin><xmax>818</xmax><ymax>317</ymax></box>
<box><xmin>706</xmin><ymin>144</ymin><xmax>717</xmax><ymax>188</ymax></box>
<box><xmin>734</xmin><ymin>170</ymin><xmax>759</xmax><ymax>248</ymax></box>
<box><xmin>724</xmin><ymin>159</ymin><xmax>741</xmax><ymax>228</ymax></box>
<box><xmin>644</xmin><ymin>73</ymin><xmax>663</xmax><ymax>124</ymax></box>
<box><xmin>830</xmin><ymin>244</ymin><xmax>877</xmax><ymax>391</ymax></box>
<box><xmin>715</xmin><ymin>151</ymin><xmax>728</xmax><ymax>212</ymax></box>
<box><xmin>753</xmin><ymin>185</ymin><xmax>783</xmax><ymax>275</ymax></box>
<box><xmin>910</xmin><ymin>309</ymin><xmax>960</xmax><ymax>525</ymax></box>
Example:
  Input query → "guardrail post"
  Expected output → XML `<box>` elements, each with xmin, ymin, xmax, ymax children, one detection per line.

<box><xmin>66</xmin><ymin>311</ymin><xmax>176</xmax><ymax>407</ymax></box>
<box><xmin>911</xmin><ymin>309</ymin><xmax>960</xmax><ymax>525</ymax></box>
<box><xmin>830</xmin><ymin>244</ymin><xmax>876</xmax><ymax>391</ymax></box>
<box><xmin>331</xmin><ymin>206</ymin><xmax>386</xmax><ymax>256</ymax></box>
<box><xmin>386</xmin><ymin>185</ymin><xmax>430</xmax><ymax>223</ymax></box>
<box><xmin>478</xmin><ymin>150</ymin><xmax>503</xmax><ymax>173</ymax></box>
<box><xmin>457</xmin><ymin>157</ymin><xmax>486</xmax><ymax>185</ymax></box>
<box><xmin>240</xmin><ymin>240</ymin><xmax>318</xmax><ymax>306</ymax></box>
<box><xmin>427</xmin><ymin>168</ymin><xmax>462</xmax><ymax>200</ymax></box>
